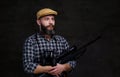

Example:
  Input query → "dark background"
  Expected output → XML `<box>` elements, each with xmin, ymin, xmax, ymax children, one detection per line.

<box><xmin>0</xmin><ymin>0</ymin><xmax>120</xmax><ymax>77</ymax></box>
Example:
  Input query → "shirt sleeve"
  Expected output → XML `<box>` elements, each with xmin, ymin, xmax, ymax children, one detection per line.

<box><xmin>22</xmin><ymin>38</ymin><xmax>39</xmax><ymax>73</ymax></box>
<box><xmin>62</xmin><ymin>37</ymin><xmax>77</xmax><ymax>69</ymax></box>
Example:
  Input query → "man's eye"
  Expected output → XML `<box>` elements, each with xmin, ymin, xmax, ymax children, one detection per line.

<box><xmin>45</xmin><ymin>18</ymin><xmax>49</xmax><ymax>20</ymax></box>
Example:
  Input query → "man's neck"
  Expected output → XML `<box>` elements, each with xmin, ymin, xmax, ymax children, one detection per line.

<box><xmin>39</xmin><ymin>31</ymin><xmax>53</xmax><ymax>41</ymax></box>
<box><xmin>44</xmin><ymin>34</ymin><xmax>51</xmax><ymax>41</ymax></box>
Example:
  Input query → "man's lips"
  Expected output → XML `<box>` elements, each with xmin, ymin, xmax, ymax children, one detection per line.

<box><xmin>46</xmin><ymin>25</ymin><xmax>54</xmax><ymax>30</ymax></box>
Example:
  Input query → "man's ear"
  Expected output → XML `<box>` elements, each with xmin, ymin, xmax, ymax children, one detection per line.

<box><xmin>36</xmin><ymin>20</ymin><xmax>41</xmax><ymax>26</ymax></box>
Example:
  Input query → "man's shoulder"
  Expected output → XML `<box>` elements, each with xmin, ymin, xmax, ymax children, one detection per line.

<box><xmin>25</xmin><ymin>33</ymin><xmax>36</xmax><ymax>42</ymax></box>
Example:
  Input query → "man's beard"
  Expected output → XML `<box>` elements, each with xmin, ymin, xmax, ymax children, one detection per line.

<box><xmin>40</xmin><ymin>24</ymin><xmax>55</xmax><ymax>36</ymax></box>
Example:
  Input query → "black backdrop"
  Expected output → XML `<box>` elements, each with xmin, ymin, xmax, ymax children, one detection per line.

<box><xmin>0</xmin><ymin>0</ymin><xmax>120</xmax><ymax>77</ymax></box>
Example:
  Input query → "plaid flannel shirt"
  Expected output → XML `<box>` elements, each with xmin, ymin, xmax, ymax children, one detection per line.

<box><xmin>23</xmin><ymin>33</ymin><xmax>76</xmax><ymax>74</ymax></box>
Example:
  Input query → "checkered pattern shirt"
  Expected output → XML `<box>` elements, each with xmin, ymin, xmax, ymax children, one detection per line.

<box><xmin>23</xmin><ymin>33</ymin><xmax>76</xmax><ymax>74</ymax></box>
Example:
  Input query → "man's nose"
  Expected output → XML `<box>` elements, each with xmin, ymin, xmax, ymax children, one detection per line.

<box><xmin>49</xmin><ymin>19</ymin><xmax>53</xmax><ymax>24</ymax></box>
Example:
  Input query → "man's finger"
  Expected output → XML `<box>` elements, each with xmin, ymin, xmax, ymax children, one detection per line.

<box><xmin>49</xmin><ymin>69</ymin><xmax>57</xmax><ymax>73</ymax></box>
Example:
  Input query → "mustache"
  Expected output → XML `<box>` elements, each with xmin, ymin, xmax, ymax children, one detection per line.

<box><xmin>46</xmin><ymin>24</ymin><xmax>55</xmax><ymax>28</ymax></box>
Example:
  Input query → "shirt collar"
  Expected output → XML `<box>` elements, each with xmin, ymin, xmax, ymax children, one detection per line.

<box><xmin>37</xmin><ymin>32</ymin><xmax>57</xmax><ymax>41</ymax></box>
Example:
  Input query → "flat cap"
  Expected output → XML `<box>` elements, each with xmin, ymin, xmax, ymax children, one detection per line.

<box><xmin>36</xmin><ymin>8</ymin><xmax>58</xmax><ymax>19</ymax></box>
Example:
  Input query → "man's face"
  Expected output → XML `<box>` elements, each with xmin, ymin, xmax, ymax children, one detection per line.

<box><xmin>38</xmin><ymin>15</ymin><xmax>55</xmax><ymax>30</ymax></box>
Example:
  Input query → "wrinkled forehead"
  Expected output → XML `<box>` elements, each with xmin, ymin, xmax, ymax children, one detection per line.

<box><xmin>39</xmin><ymin>15</ymin><xmax>55</xmax><ymax>20</ymax></box>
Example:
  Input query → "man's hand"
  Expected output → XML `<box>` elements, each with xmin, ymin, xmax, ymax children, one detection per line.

<box><xmin>34</xmin><ymin>63</ymin><xmax>71</xmax><ymax>77</ymax></box>
<box><xmin>48</xmin><ymin>63</ymin><xmax>65</xmax><ymax>76</ymax></box>
<box><xmin>43</xmin><ymin>66</ymin><xmax>55</xmax><ymax>73</ymax></box>
<box><xmin>33</xmin><ymin>65</ymin><xmax>54</xmax><ymax>74</ymax></box>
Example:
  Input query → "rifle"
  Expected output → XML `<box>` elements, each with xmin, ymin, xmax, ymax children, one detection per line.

<box><xmin>36</xmin><ymin>33</ymin><xmax>102</xmax><ymax>77</ymax></box>
<box><xmin>57</xmin><ymin>33</ymin><xmax>102</xmax><ymax>64</ymax></box>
